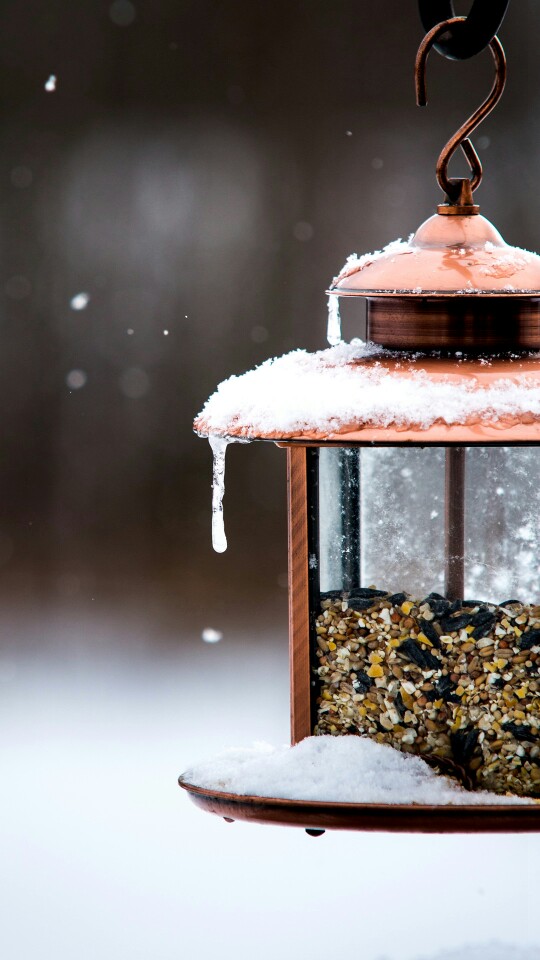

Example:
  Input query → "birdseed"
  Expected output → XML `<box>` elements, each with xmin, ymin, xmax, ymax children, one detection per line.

<box><xmin>313</xmin><ymin>589</ymin><xmax>540</xmax><ymax>797</ymax></box>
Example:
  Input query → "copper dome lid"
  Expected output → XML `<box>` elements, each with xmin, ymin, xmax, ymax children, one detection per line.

<box><xmin>330</xmin><ymin>213</ymin><xmax>540</xmax><ymax>298</ymax></box>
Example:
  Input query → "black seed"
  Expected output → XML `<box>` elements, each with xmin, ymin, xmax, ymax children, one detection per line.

<box><xmin>348</xmin><ymin>588</ymin><xmax>388</xmax><ymax>599</ymax></box>
<box><xmin>470</xmin><ymin>611</ymin><xmax>496</xmax><ymax>640</ymax></box>
<box><xmin>448</xmin><ymin>599</ymin><xmax>465</xmax><ymax>614</ymax></box>
<box><xmin>347</xmin><ymin>597</ymin><xmax>381</xmax><ymax>611</ymax></box>
<box><xmin>388</xmin><ymin>592</ymin><xmax>407</xmax><ymax>605</ymax></box>
<box><xmin>394</xmin><ymin>691</ymin><xmax>407</xmax><ymax>719</ymax></box>
<box><xmin>470</xmin><ymin>610</ymin><xmax>496</xmax><ymax>627</ymax></box>
<box><xmin>439</xmin><ymin>613</ymin><xmax>472</xmax><ymax>632</ymax></box>
<box><xmin>434</xmin><ymin>675</ymin><xmax>461</xmax><ymax>703</ymax></box>
<box><xmin>500</xmin><ymin>599</ymin><xmax>522</xmax><ymax>608</ymax></box>
<box><xmin>502</xmin><ymin>722</ymin><xmax>536</xmax><ymax>742</ymax></box>
<box><xmin>352</xmin><ymin>671</ymin><xmax>372</xmax><ymax>694</ymax></box>
<box><xmin>319</xmin><ymin>591</ymin><xmax>342</xmax><ymax>603</ymax></box>
<box><xmin>422</xmin><ymin>593</ymin><xmax>451</xmax><ymax>616</ymax></box>
<box><xmin>490</xmin><ymin>676</ymin><xmax>504</xmax><ymax>689</ymax></box>
<box><xmin>418</xmin><ymin>618</ymin><xmax>441</xmax><ymax>649</ymax></box>
<box><xmin>451</xmin><ymin>728</ymin><xmax>480</xmax><ymax>767</ymax></box>
<box><xmin>398</xmin><ymin>638</ymin><xmax>440</xmax><ymax>671</ymax></box>
<box><xmin>462</xmin><ymin>600</ymin><xmax>485</xmax><ymax>608</ymax></box>
<box><xmin>519</xmin><ymin>629</ymin><xmax>540</xmax><ymax>651</ymax></box>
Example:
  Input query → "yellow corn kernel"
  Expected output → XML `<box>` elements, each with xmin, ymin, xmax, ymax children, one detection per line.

<box><xmin>327</xmin><ymin>640</ymin><xmax>337</xmax><ymax>651</ymax></box>
<box><xmin>368</xmin><ymin>652</ymin><xmax>383</xmax><ymax>664</ymax></box>
<box><xmin>465</xmin><ymin>625</ymin><xmax>475</xmax><ymax>634</ymax></box>
<box><xmin>399</xmin><ymin>687</ymin><xmax>415</xmax><ymax>710</ymax></box>
<box><xmin>367</xmin><ymin>664</ymin><xmax>384</xmax><ymax>678</ymax></box>
<box><xmin>322</xmin><ymin>690</ymin><xmax>333</xmax><ymax>701</ymax></box>
<box><xmin>456</xmin><ymin>685</ymin><xmax>465</xmax><ymax>697</ymax></box>
<box><xmin>417</xmin><ymin>632</ymin><xmax>432</xmax><ymax>647</ymax></box>
<box><xmin>516</xmin><ymin>687</ymin><xmax>528</xmax><ymax>699</ymax></box>
<box><xmin>401</xmin><ymin>601</ymin><xmax>414</xmax><ymax>615</ymax></box>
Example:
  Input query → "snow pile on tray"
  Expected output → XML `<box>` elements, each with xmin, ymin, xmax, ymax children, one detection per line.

<box><xmin>413</xmin><ymin>946</ymin><xmax>540</xmax><ymax>960</ymax></box>
<box><xmin>181</xmin><ymin>735</ymin><xmax>533</xmax><ymax>805</ymax></box>
<box><xmin>195</xmin><ymin>340</ymin><xmax>540</xmax><ymax>437</ymax></box>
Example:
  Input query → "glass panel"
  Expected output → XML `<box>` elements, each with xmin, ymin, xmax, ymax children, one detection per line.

<box><xmin>319</xmin><ymin>446</ymin><xmax>445</xmax><ymax>596</ymax></box>
<box><xmin>319</xmin><ymin>448</ymin><xmax>360</xmax><ymax>593</ymax></box>
<box><xmin>465</xmin><ymin>446</ymin><xmax>540</xmax><ymax>603</ymax></box>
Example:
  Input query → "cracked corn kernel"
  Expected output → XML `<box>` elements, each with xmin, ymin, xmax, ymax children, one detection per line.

<box><xmin>327</xmin><ymin>640</ymin><xmax>337</xmax><ymax>651</ymax></box>
<box><xmin>401</xmin><ymin>601</ymin><xmax>414</xmax><ymax>615</ymax></box>
<box><xmin>367</xmin><ymin>664</ymin><xmax>384</xmax><ymax>678</ymax></box>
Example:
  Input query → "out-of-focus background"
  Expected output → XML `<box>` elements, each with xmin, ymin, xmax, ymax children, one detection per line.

<box><xmin>2</xmin><ymin>2</ymin><xmax>540</xmax><ymax>958</ymax></box>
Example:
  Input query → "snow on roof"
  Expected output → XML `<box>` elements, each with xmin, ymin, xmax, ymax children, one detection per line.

<box><xmin>194</xmin><ymin>340</ymin><xmax>540</xmax><ymax>440</ymax></box>
<box><xmin>181</xmin><ymin>735</ymin><xmax>532</xmax><ymax>805</ymax></box>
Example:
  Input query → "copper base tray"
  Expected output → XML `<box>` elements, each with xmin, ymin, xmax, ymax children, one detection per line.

<box><xmin>178</xmin><ymin>778</ymin><xmax>540</xmax><ymax>834</ymax></box>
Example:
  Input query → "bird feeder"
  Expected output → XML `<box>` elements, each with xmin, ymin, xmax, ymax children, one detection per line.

<box><xmin>180</xmin><ymin>18</ymin><xmax>540</xmax><ymax>831</ymax></box>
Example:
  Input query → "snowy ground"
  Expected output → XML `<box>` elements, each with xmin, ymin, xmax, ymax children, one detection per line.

<box><xmin>1</xmin><ymin>607</ymin><xmax>540</xmax><ymax>960</ymax></box>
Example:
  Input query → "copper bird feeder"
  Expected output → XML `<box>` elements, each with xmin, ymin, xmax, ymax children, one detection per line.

<box><xmin>180</xmin><ymin>8</ymin><xmax>540</xmax><ymax>832</ymax></box>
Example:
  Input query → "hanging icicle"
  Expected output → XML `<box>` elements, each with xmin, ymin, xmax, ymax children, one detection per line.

<box><xmin>327</xmin><ymin>295</ymin><xmax>342</xmax><ymax>346</ymax></box>
<box><xmin>209</xmin><ymin>435</ymin><xmax>229</xmax><ymax>553</ymax></box>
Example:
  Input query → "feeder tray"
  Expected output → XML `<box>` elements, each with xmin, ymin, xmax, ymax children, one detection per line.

<box><xmin>178</xmin><ymin>779</ymin><xmax>540</xmax><ymax>834</ymax></box>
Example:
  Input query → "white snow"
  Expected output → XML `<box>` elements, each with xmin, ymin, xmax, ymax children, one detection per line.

<box><xmin>201</xmin><ymin>627</ymin><xmax>223</xmax><ymax>643</ymax></box>
<box><xmin>44</xmin><ymin>74</ymin><xmax>57</xmax><ymax>92</ymax></box>
<box><xmin>195</xmin><ymin>339</ymin><xmax>540</xmax><ymax>438</ymax></box>
<box><xmin>331</xmin><ymin>237</ymin><xmax>413</xmax><ymax>286</ymax></box>
<box><xmin>415</xmin><ymin>947</ymin><xmax>540</xmax><ymax>960</ymax></box>
<box><xmin>70</xmin><ymin>292</ymin><xmax>90</xmax><ymax>310</ymax></box>
<box><xmin>66</xmin><ymin>369</ymin><xmax>87</xmax><ymax>390</ymax></box>
<box><xmin>181</xmin><ymin>735</ymin><xmax>533</xmax><ymax>805</ymax></box>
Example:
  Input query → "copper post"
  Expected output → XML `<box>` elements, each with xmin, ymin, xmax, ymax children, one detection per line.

<box><xmin>445</xmin><ymin>447</ymin><xmax>465</xmax><ymax>600</ymax></box>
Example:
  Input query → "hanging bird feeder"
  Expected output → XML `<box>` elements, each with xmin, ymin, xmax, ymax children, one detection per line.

<box><xmin>180</xmin><ymin>4</ymin><xmax>540</xmax><ymax>832</ymax></box>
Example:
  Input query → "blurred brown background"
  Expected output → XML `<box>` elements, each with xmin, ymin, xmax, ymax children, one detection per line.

<box><xmin>3</xmin><ymin>8</ymin><xmax>540</xmax><ymax>959</ymax></box>
<box><xmin>0</xmin><ymin>0</ymin><xmax>539</xmax><ymax>635</ymax></box>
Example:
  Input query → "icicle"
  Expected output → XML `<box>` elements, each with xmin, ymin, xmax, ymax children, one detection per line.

<box><xmin>209</xmin><ymin>435</ymin><xmax>229</xmax><ymax>553</ymax></box>
<box><xmin>327</xmin><ymin>295</ymin><xmax>342</xmax><ymax>346</ymax></box>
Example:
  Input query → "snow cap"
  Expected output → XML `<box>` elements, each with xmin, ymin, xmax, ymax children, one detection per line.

<box><xmin>194</xmin><ymin>341</ymin><xmax>540</xmax><ymax>444</ymax></box>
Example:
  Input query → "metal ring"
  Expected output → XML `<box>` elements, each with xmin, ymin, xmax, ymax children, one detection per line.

<box><xmin>418</xmin><ymin>0</ymin><xmax>509</xmax><ymax>60</ymax></box>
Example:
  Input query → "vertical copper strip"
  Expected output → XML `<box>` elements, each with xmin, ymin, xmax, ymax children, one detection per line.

<box><xmin>445</xmin><ymin>447</ymin><xmax>466</xmax><ymax>600</ymax></box>
<box><xmin>287</xmin><ymin>446</ymin><xmax>312</xmax><ymax>745</ymax></box>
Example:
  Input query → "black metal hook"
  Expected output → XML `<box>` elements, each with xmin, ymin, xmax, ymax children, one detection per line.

<box><xmin>415</xmin><ymin>18</ymin><xmax>507</xmax><ymax>205</ymax></box>
<box><xmin>419</xmin><ymin>0</ymin><xmax>509</xmax><ymax>60</ymax></box>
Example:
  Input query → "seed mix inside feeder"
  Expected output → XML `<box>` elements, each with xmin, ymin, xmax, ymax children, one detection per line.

<box><xmin>179</xmin><ymin>15</ymin><xmax>540</xmax><ymax>832</ymax></box>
